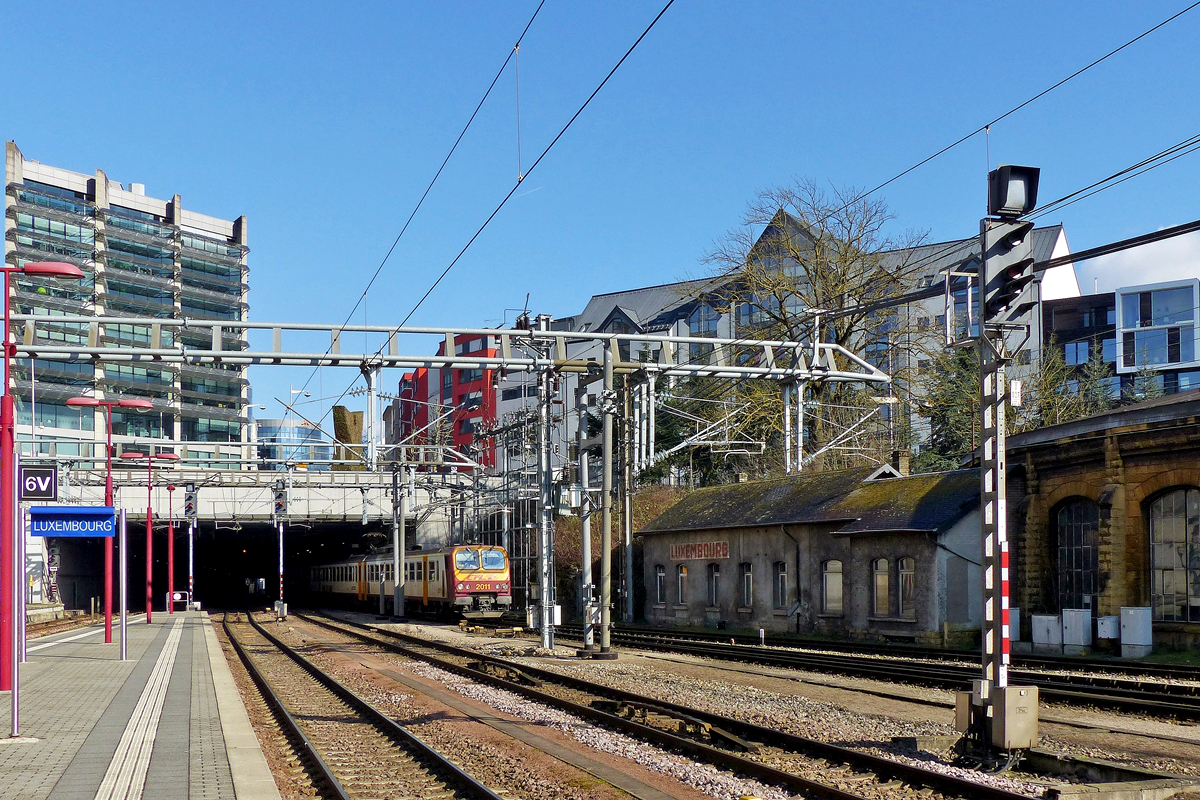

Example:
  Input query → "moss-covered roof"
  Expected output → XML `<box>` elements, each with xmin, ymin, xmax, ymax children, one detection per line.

<box><xmin>639</xmin><ymin>467</ymin><xmax>978</xmax><ymax>536</ymax></box>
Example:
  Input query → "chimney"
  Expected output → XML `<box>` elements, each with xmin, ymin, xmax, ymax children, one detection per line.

<box><xmin>890</xmin><ymin>450</ymin><xmax>910</xmax><ymax>477</ymax></box>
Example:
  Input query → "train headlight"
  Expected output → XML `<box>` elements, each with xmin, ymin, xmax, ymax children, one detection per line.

<box><xmin>457</xmin><ymin>583</ymin><xmax>465</xmax><ymax>590</ymax></box>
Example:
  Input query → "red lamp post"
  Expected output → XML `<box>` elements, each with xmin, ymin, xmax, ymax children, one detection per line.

<box><xmin>2</xmin><ymin>260</ymin><xmax>84</xmax><ymax>692</ymax></box>
<box><xmin>166</xmin><ymin>484</ymin><xmax>175</xmax><ymax>614</ymax></box>
<box><xmin>120</xmin><ymin>451</ymin><xmax>180</xmax><ymax>623</ymax></box>
<box><xmin>65</xmin><ymin>396</ymin><xmax>153</xmax><ymax>643</ymax></box>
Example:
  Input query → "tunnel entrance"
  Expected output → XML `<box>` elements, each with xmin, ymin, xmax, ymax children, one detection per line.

<box><xmin>42</xmin><ymin>518</ymin><xmax>397</xmax><ymax>612</ymax></box>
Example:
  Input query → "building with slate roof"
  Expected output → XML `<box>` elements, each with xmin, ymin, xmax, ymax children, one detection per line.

<box><xmin>638</xmin><ymin>464</ymin><xmax>984</xmax><ymax>643</ymax></box>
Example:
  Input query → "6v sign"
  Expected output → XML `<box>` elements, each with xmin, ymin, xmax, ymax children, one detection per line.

<box><xmin>19</xmin><ymin>465</ymin><xmax>58</xmax><ymax>501</ymax></box>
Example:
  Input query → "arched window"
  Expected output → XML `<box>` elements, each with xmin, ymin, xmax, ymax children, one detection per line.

<box><xmin>1150</xmin><ymin>487</ymin><xmax>1200</xmax><ymax>622</ymax></box>
<box><xmin>822</xmin><ymin>560</ymin><xmax>843</xmax><ymax>614</ymax></box>
<box><xmin>1055</xmin><ymin>498</ymin><xmax>1100</xmax><ymax>612</ymax></box>
<box><xmin>898</xmin><ymin>557</ymin><xmax>916</xmax><ymax>619</ymax></box>
<box><xmin>677</xmin><ymin>564</ymin><xmax>688</xmax><ymax>605</ymax></box>
<box><xmin>707</xmin><ymin>563</ymin><xmax>720</xmax><ymax>606</ymax></box>
<box><xmin>654</xmin><ymin>565</ymin><xmax>666</xmax><ymax>604</ymax></box>
<box><xmin>773</xmin><ymin>561</ymin><xmax>788</xmax><ymax>609</ymax></box>
<box><xmin>872</xmin><ymin>558</ymin><xmax>890</xmax><ymax>616</ymax></box>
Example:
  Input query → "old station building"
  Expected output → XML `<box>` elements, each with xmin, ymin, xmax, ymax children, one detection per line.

<box><xmin>639</xmin><ymin>465</ymin><xmax>983</xmax><ymax>645</ymax></box>
<box><xmin>1009</xmin><ymin>388</ymin><xmax>1200</xmax><ymax>649</ymax></box>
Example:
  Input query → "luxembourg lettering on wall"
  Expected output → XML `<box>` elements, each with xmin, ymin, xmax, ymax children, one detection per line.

<box><xmin>670</xmin><ymin>541</ymin><xmax>729</xmax><ymax>561</ymax></box>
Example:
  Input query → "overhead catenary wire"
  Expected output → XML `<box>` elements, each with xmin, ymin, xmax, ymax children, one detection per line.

<box><xmin>584</xmin><ymin>2</ymin><xmax>1200</xmax><ymax>345</ymax></box>
<box><xmin>292</xmin><ymin>0</ymin><xmax>548</xmax><ymax>398</ymax></box>
<box><xmin>307</xmin><ymin>0</ymin><xmax>678</xmax><ymax>440</ymax></box>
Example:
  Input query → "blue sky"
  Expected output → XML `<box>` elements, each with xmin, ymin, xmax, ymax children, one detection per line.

<box><xmin>7</xmin><ymin>1</ymin><xmax>1200</xmax><ymax>421</ymax></box>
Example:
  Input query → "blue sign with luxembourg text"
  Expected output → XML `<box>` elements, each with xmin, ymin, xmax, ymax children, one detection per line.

<box><xmin>29</xmin><ymin>506</ymin><xmax>116</xmax><ymax>538</ymax></box>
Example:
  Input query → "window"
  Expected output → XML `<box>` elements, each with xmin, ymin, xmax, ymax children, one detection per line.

<box><xmin>688</xmin><ymin>303</ymin><xmax>718</xmax><ymax>362</ymax></box>
<box><xmin>706</xmin><ymin>563</ymin><xmax>720</xmax><ymax>606</ymax></box>
<box><xmin>739</xmin><ymin>562</ymin><xmax>753</xmax><ymax>608</ymax></box>
<box><xmin>822</xmin><ymin>560</ymin><xmax>843</xmax><ymax>614</ymax></box>
<box><xmin>1056</xmin><ymin>499</ymin><xmax>1099</xmax><ymax>612</ymax></box>
<box><xmin>872</xmin><ymin>558</ymin><xmax>890</xmax><ymax>616</ymax></box>
<box><xmin>655</xmin><ymin>565</ymin><xmax>666</xmax><ymax>604</ymax></box>
<box><xmin>1117</xmin><ymin>283</ymin><xmax>1199</xmax><ymax>372</ymax></box>
<box><xmin>773</xmin><ymin>561</ymin><xmax>787</xmax><ymax>609</ymax></box>
<box><xmin>458</xmin><ymin>368</ymin><xmax>484</xmax><ymax>384</ymax></box>
<box><xmin>677</xmin><ymin>565</ymin><xmax>688</xmax><ymax>604</ymax></box>
<box><xmin>454</xmin><ymin>549</ymin><xmax>480</xmax><ymax>570</ymax></box>
<box><xmin>898</xmin><ymin>557</ymin><xmax>916</xmax><ymax>619</ymax></box>
<box><xmin>481</xmin><ymin>549</ymin><xmax>506</xmax><ymax>570</ymax></box>
<box><xmin>1064</xmin><ymin>341</ymin><xmax>1089</xmax><ymax>366</ymax></box>
<box><xmin>1150</xmin><ymin>488</ymin><xmax>1200</xmax><ymax>622</ymax></box>
<box><xmin>1101</xmin><ymin>337</ymin><xmax>1116</xmax><ymax>363</ymax></box>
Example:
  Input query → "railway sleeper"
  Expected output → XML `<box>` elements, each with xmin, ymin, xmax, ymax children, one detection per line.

<box><xmin>467</xmin><ymin>660</ymin><xmax>542</xmax><ymax>687</ymax></box>
<box><xmin>591</xmin><ymin>700</ymin><xmax>760</xmax><ymax>753</ymax></box>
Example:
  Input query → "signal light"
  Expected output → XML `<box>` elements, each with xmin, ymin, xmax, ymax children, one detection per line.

<box><xmin>273</xmin><ymin>479</ymin><xmax>287</xmax><ymax>519</ymax></box>
<box><xmin>982</xmin><ymin>219</ymin><xmax>1036</xmax><ymax>324</ymax></box>
<box><xmin>988</xmin><ymin>165</ymin><xmax>1040</xmax><ymax>218</ymax></box>
<box><xmin>184</xmin><ymin>488</ymin><xmax>198</xmax><ymax>521</ymax></box>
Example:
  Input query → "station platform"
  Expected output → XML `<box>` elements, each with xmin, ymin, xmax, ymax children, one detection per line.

<box><xmin>0</xmin><ymin>611</ymin><xmax>279</xmax><ymax>800</ymax></box>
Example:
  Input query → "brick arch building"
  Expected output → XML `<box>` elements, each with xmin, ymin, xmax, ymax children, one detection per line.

<box><xmin>1008</xmin><ymin>389</ymin><xmax>1200</xmax><ymax>649</ymax></box>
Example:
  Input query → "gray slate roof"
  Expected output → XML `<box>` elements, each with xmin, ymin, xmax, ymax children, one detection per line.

<box><xmin>566</xmin><ymin>277</ymin><xmax>720</xmax><ymax>333</ymax></box>
<box><xmin>559</xmin><ymin>222</ymin><xmax>1065</xmax><ymax>334</ymax></box>
<box><xmin>639</xmin><ymin>467</ymin><xmax>979</xmax><ymax>536</ymax></box>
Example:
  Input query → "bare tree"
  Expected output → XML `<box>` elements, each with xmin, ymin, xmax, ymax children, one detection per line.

<box><xmin>688</xmin><ymin>179</ymin><xmax>930</xmax><ymax>473</ymax></box>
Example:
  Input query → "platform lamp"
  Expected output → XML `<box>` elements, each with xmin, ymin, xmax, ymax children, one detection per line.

<box><xmin>2</xmin><ymin>260</ymin><xmax>85</xmax><ymax>693</ymax></box>
<box><xmin>119</xmin><ymin>451</ymin><xmax>180</xmax><ymax>623</ymax></box>
<box><xmin>65</xmin><ymin>396</ymin><xmax>154</xmax><ymax>645</ymax></box>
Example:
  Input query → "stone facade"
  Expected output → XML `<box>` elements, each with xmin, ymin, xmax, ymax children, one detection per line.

<box><xmin>1009</xmin><ymin>390</ymin><xmax>1200</xmax><ymax>649</ymax></box>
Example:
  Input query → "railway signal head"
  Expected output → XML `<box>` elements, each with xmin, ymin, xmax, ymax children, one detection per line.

<box><xmin>184</xmin><ymin>488</ymin><xmax>198</xmax><ymax>521</ymax></box>
<box><xmin>988</xmin><ymin>164</ymin><xmax>1040</xmax><ymax>218</ymax></box>
<box><xmin>982</xmin><ymin>218</ymin><xmax>1037</xmax><ymax>324</ymax></box>
<box><xmin>273</xmin><ymin>479</ymin><xmax>287</xmax><ymax>519</ymax></box>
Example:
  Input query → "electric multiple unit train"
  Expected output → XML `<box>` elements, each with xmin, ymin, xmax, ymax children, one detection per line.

<box><xmin>309</xmin><ymin>545</ymin><xmax>512</xmax><ymax>619</ymax></box>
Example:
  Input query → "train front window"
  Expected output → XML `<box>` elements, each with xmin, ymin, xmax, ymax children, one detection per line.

<box><xmin>482</xmin><ymin>549</ymin><xmax>506</xmax><ymax>570</ymax></box>
<box><xmin>455</xmin><ymin>549</ymin><xmax>481</xmax><ymax>570</ymax></box>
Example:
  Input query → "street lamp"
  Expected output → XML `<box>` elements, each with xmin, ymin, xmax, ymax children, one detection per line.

<box><xmin>119</xmin><ymin>451</ymin><xmax>180</xmax><ymax>623</ymax></box>
<box><xmin>166</xmin><ymin>484</ymin><xmax>175</xmax><ymax>614</ymax></box>
<box><xmin>65</xmin><ymin>395</ymin><xmax>153</xmax><ymax>643</ymax></box>
<box><xmin>2</xmin><ymin>260</ymin><xmax>84</xmax><ymax>693</ymax></box>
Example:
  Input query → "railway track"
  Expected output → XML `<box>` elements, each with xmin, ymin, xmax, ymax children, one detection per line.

<box><xmin>298</xmin><ymin>610</ymin><xmax>1042</xmax><ymax>800</ymax></box>
<box><xmin>556</xmin><ymin>625</ymin><xmax>1200</xmax><ymax>720</ymax></box>
<box><xmin>561</xmin><ymin>624</ymin><xmax>1200</xmax><ymax>682</ymax></box>
<box><xmin>222</xmin><ymin>613</ymin><xmax>505</xmax><ymax>800</ymax></box>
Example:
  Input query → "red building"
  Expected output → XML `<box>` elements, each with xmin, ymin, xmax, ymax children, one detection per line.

<box><xmin>390</xmin><ymin>334</ymin><xmax>498</xmax><ymax>468</ymax></box>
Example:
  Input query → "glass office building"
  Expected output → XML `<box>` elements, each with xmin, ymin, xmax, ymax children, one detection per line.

<box><xmin>254</xmin><ymin>419</ymin><xmax>334</xmax><ymax>470</ymax></box>
<box><xmin>4</xmin><ymin>142</ymin><xmax>250</xmax><ymax>460</ymax></box>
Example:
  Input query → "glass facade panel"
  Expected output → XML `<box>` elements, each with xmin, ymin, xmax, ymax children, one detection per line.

<box><xmin>15</xmin><ymin>401</ymin><xmax>95</xmax><ymax>431</ymax></box>
<box><xmin>181</xmin><ymin>417</ymin><xmax>241</xmax><ymax>442</ymax></box>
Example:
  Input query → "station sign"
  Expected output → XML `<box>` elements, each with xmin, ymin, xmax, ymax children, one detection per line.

<box><xmin>19</xmin><ymin>465</ymin><xmax>57</xmax><ymax>501</ymax></box>
<box><xmin>29</xmin><ymin>506</ymin><xmax>116</xmax><ymax>538</ymax></box>
<box><xmin>669</xmin><ymin>541</ymin><xmax>729</xmax><ymax>560</ymax></box>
